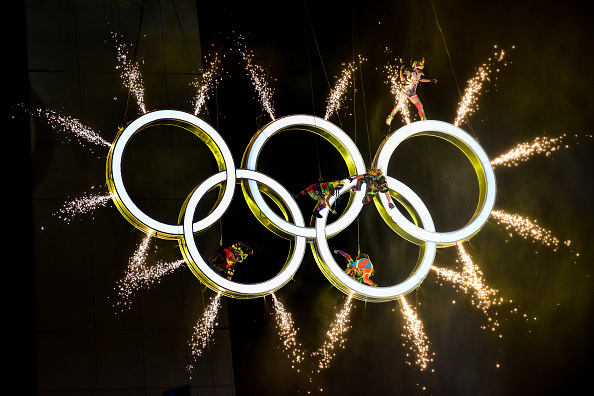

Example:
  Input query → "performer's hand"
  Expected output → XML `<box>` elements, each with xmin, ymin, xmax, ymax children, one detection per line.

<box><xmin>385</xmin><ymin>115</ymin><xmax>393</xmax><ymax>126</ymax></box>
<box><xmin>433</xmin><ymin>79</ymin><xmax>438</xmax><ymax>83</ymax></box>
<box><xmin>389</xmin><ymin>202</ymin><xmax>395</xmax><ymax>209</ymax></box>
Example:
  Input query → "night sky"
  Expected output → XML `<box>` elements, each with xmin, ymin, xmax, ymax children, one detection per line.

<box><xmin>23</xmin><ymin>1</ymin><xmax>593</xmax><ymax>395</ymax></box>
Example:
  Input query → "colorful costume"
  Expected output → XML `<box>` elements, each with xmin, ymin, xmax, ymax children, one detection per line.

<box><xmin>349</xmin><ymin>169</ymin><xmax>394</xmax><ymax>207</ymax></box>
<box><xmin>334</xmin><ymin>250</ymin><xmax>376</xmax><ymax>287</ymax></box>
<box><xmin>294</xmin><ymin>181</ymin><xmax>345</xmax><ymax>218</ymax></box>
<box><xmin>208</xmin><ymin>242</ymin><xmax>253</xmax><ymax>280</ymax></box>
<box><xmin>386</xmin><ymin>58</ymin><xmax>437</xmax><ymax>124</ymax></box>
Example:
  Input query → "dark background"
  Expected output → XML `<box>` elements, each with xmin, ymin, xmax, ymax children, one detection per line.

<box><xmin>20</xmin><ymin>0</ymin><xmax>593</xmax><ymax>395</ymax></box>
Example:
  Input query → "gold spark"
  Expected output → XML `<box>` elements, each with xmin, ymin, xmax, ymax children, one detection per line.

<box><xmin>399</xmin><ymin>296</ymin><xmax>432</xmax><ymax>370</ymax></box>
<box><xmin>187</xmin><ymin>292</ymin><xmax>222</xmax><ymax>374</ymax></box>
<box><xmin>271</xmin><ymin>293</ymin><xmax>306</xmax><ymax>370</ymax></box>
<box><xmin>324</xmin><ymin>59</ymin><xmax>363</xmax><ymax>120</ymax></box>
<box><xmin>35</xmin><ymin>108</ymin><xmax>112</xmax><ymax>149</ymax></box>
<box><xmin>385</xmin><ymin>59</ymin><xmax>411</xmax><ymax>124</ymax></box>
<box><xmin>432</xmin><ymin>243</ymin><xmax>503</xmax><ymax>332</ymax></box>
<box><xmin>312</xmin><ymin>295</ymin><xmax>354</xmax><ymax>370</ymax></box>
<box><xmin>113</xmin><ymin>33</ymin><xmax>147</xmax><ymax>115</ymax></box>
<box><xmin>454</xmin><ymin>46</ymin><xmax>511</xmax><ymax>127</ymax></box>
<box><xmin>490</xmin><ymin>210</ymin><xmax>567</xmax><ymax>249</ymax></box>
<box><xmin>54</xmin><ymin>191</ymin><xmax>112</xmax><ymax>222</ymax></box>
<box><xmin>192</xmin><ymin>52</ymin><xmax>221</xmax><ymax>115</ymax></box>
<box><xmin>113</xmin><ymin>233</ymin><xmax>187</xmax><ymax>311</ymax></box>
<box><xmin>490</xmin><ymin>134</ymin><xmax>570</xmax><ymax>167</ymax></box>
<box><xmin>237</xmin><ymin>37</ymin><xmax>276</xmax><ymax>120</ymax></box>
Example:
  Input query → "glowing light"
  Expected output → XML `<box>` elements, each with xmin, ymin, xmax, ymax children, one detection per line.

<box><xmin>454</xmin><ymin>46</ymin><xmax>511</xmax><ymax>127</ymax></box>
<box><xmin>114</xmin><ymin>232</ymin><xmax>166</xmax><ymax>310</ymax></box>
<box><xmin>272</xmin><ymin>293</ymin><xmax>306</xmax><ymax>371</ymax></box>
<box><xmin>490</xmin><ymin>210</ymin><xmax>568</xmax><ymax>249</ymax></box>
<box><xmin>192</xmin><ymin>52</ymin><xmax>221</xmax><ymax>115</ymax></box>
<box><xmin>312</xmin><ymin>295</ymin><xmax>354</xmax><ymax>370</ymax></box>
<box><xmin>385</xmin><ymin>59</ymin><xmax>411</xmax><ymax>124</ymax></box>
<box><xmin>114</xmin><ymin>33</ymin><xmax>147</xmax><ymax>115</ymax></box>
<box><xmin>432</xmin><ymin>243</ymin><xmax>503</xmax><ymax>332</ymax></box>
<box><xmin>187</xmin><ymin>292</ymin><xmax>222</xmax><ymax>374</ymax></box>
<box><xmin>35</xmin><ymin>108</ymin><xmax>112</xmax><ymax>149</ymax></box>
<box><xmin>324</xmin><ymin>59</ymin><xmax>362</xmax><ymax>120</ymax></box>
<box><xmin>399</xmin><ymin>296</ymin><xmax>432</xmax><ymax>370</ymax></box>
<box><xmin>236</xmin><ymin>37</ymin><xmax>276</xmax><ymax>120</ymax></box>
<box><xmin>490</xmin><ymin>134</ymin><xmax>570</xmax><ymax>167</ymax></box>
<box><xmin>54</xmin><ymin>192</ymin><xmax>112</xmax><ymax>222</ymax></box>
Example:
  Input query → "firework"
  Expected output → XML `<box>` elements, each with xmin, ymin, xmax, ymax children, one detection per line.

<box><xmin>192</xmin><ymin>52</ymin><xmax>221</xmax><ymax>115</ymax></box>
<box><xmin>324</xmin><ymin>59</ymin><xmax>363</xmax><ymax>121</ymax></box>
<box><xmin>271</xmin><ymin>293</ymin><xmax>306</xmax><ymax>371</ymax></box>
<box><xmin>54</xmin><ymin>192</ymin><xmax>112</xmax><ymax>222</ymax></box>
<box><xmin>399</xmin><ymin>296</ymin><xmax>432</xmax><ymax>370</ymax></box>
<box><xmin>35</xmin><ymin>108</ymin><xmax>111</xmax><ymax>149</ymax></box>
<box><xmin>490</xmin><ymin>210</ymin><xmax>568</xmax><ymax>249</ymax></box>
<box><xmin>312</xmin><ymin>295</ymin><xmax>354</xmax><ymax>370</ymax></box>
<box><xmin>385</xmin><ymin>59</ymin><xmax>411</xmax><ymax>124</ymax></box>
<box><xmin>187</xmin><ymin>292</ymin><xmax>222</xmax><ymax>374</ymax></box>
<box><xmin>490</xmin><ymin>134</ymin><xmax>570</xmax><ymax>167</ymax></box>
<box><xmin>114</xmin><ymin>33</ymin><xmax>148</xmax><ymax>115</ymax></box>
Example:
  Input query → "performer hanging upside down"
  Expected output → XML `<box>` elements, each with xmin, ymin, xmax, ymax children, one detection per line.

<box><xmin>348</xmin><ymin>168</ymin><xmax>395</xmax><ymax>208</ymax></box>
<box><xmin>293</xmin><ymin>180</ymin><xmax>345</xmax><ymax>218</ymax></box>
<box><xmin>334</xmin><ymin>250</ymin><xmax>377</xmax><ymax>287</ymax></box>
<box><xmin>208</xmin><ymin>242</ymin><xmax>253</xmax><ymax>280</ymax></box>
<box><xmin>386</xmin><ymin>57</ymin><xmax>438</xmax><ymax>125</ymax></box>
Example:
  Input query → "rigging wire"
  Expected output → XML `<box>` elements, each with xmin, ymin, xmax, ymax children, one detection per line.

<box><xmin>429</xmin><ymin>0</ymin><xmax>476</xmax><ymax>138</ymax></box>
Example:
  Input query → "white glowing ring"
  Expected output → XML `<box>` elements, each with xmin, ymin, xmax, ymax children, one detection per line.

<box><xmin>242</xmin><ymin>114</ymin><xmax>367</xmax><ymax>240</ymax></box>
<box><xmin>180</xmin><ymin>169</ymin><xmax>307</xmax><ymax>298</ymax></box>
<box><xmin>374</xmin><ymin>120</ymin><xmax>496</xmax><ymax>247</ymax></box>
<box><xmin>312</xmin><ymin>176</ymin><xmax>437</xmax><ymax>302</ymax></box>
<box><xmin>106</xmin><ymin>109</ymin><xmax>236</xmax><ymax>239</ymax></box>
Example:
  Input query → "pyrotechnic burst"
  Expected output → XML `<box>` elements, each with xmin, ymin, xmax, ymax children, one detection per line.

<box><xmin>432</xmin><ymin>243</ymin><xmax>505</xmax><ymax>332</ymax></box>
<box><xmin>34</xmin><ymin>108</ymin><xmax>112</xmax><ymax>149</ymax></box>
<box><xmin>490</xmin><ymin>133</ymin><xmax>571</xmax><ymax>167</ymax></box>
<box><xmin>324</xmin><ymin>59</ymin><xmax>362</xmax><ymax>120</ymax></box>
<box><xmin>236</xmin><ymin>36</ymin><xmax>276</xmax><ymax>120</ymax></box>
<box><xmin>54</xmin><ymin>191</ymin><xmax>112</xmax><ymax>222</ymax></box>
<box><xmin>490</xmin><ymin>210</ymin><xmax>570</xmax><ymax>250</ymax></box>
<box><xmin>399</xmin><ymin>296</ymin><xmax>432</xmax><ymax>370</ymax></box>
<box><xmin>454</xmin><ymin>46</ymin><xmax>512</xmax><ymax>127</ymax></box>
<box><xmin>312</xmin><ymin>295</ymin><xmax>354</xmax><ymax>371</ymax></box>
<box><xmin>187</xmin><ymin>292</ymin><xmax>222</xmax><ymax>374</ymax></box>
<box><xmin>192</xmin><ymin>51</ymin><xmax>221</xmax><ymax>115</ymax></box>
<box><xmin>271</xmin><ymin>293</ymin><xmax>307</xmax><ymax>371</ymax></box>
<box><xmin>385</xmin><ymin>58</ymin><xmax>411</xmax><ymax>124</ymax></box>
<box><xmin>113</xmin><ymin>32</ymin><xmax>148</xmax><ymax>115</ymax></box>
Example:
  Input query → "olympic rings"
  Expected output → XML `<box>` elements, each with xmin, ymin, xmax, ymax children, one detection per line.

<box><xmin>106</xmin><ymin>110</ymin><xmax>496</xmax><ymax>302</ymax></box>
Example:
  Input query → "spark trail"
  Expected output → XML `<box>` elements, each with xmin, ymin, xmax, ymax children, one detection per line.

<box><xmin>54</xmin><ymin>192</ymin><xmax>112</xmax><ymax>222</ymax></box>
<box><xmin>271</xmin><ymin>293</ymin><xmax>306</xmax><ymax>372</ymax></box>
<box><xmin>490</xmin><ymin>210</ymin><xmax>570</xmax><ymax>250</ymax></box>
<box><xmin>432</xmin><ymin>243</ymin><xmax>504</xmax><ymax>332</ymax></box>
<box><xmin>114</xmin><ymin>234</ymin><xmax>186</xmax><ymax>311</ymax></box>
<box><xmin>237</xmin><ymin>37</ymin><xmax>276</xmax><ymax>120</ymax></box>
<box><xmin>385</xmin><ymin>59</ymin><xmax>411</xmax><ymax>124</ymax></box>
<box><xmin>454</xmin><ymin>46</ymin><xmax>511</xmax><ymax>127</ymax></box>
<box><xmin>312</xmin><ymin>295</ymin><xmax>354</xmax><ymax>371</ymax></box>
<box><xmin>192</xmin><ymin>52</ymin><xmax>221</xmax><ymax>115</ymax></box>
<box><xmin>324</xmin><ymin>59</ymin><xmax>362</xmax><ymax>121</ymax></box>
<box><xmin>187</xmin><ymin>292</ymin><xmax>222</xmax><ymax>374</ymax></box>
<box><xmin>35</xmin><ymin>108</ymin><xmax>112</xmax><ymax>149</ymax></box>
<box><xmin>490</xmin><ymin>133</ymin><xmax>571</xmax><ymax>167</ymax></box>
<box><xmin>114</xmin><ymin>33</ymin><xmax>147</xmax><ymax>115</ymax></box>
<box><xmin>399</xmin><ymin>296</ymin><xmax>432</xmax><ymax>370</ymax></box>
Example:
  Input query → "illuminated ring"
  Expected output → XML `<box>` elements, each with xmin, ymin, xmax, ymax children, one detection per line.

<box><xmin>312</xmin><ymin>176</ymin><xmax>437</xmax><ymax>302</ymax></box>
<box><xmin>106</xmin><ymin>109</ymin><xmax>236</xmax><ymax>240</ymax></box>
<box><xmin>241</xmin><ymin>114</ymin><xmax>368</xmax><ymax>240</ymax></box>
<box><xmin>180</xmin><ymin>169</ymin><xmax>307</xmax><ymax>298</ymax></box>
<box><xmin>374</xmin><ymin>120</ymin><xmax>496</xmax><ymax>247</ymax></box>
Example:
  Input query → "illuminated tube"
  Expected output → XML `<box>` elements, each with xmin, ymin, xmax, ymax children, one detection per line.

<box><xmin>180</xmin><ymin>169</ymin><xmax>307</xmax><ymax>299</ymax></box>
<box><xmin>106</xmin><ymin>109</ymin><xmax>235</xmax><ymax>240</ymax></box>
<box><xmin>312</xmin><ymin>176</ymin><xmax>437</xmax><ymax>302</ymax></box>
<box><xmin>374</xmin><ymin>120</ymin><xmax>496</xmax><ymax>247</ymax></box>
<box><xmin>241</xmin><ymin>114</ymin><xmax>368</xmax><ymax>240</ymax></box>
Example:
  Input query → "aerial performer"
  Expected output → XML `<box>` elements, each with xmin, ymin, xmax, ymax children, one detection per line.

<box><xmin>348</xmin><ymin>168</ymin><xmax>395</xmax><ymax>208</ymax></box>
<box><xmin>208</xmin><ymin>242</ymin><xmax>254</xmax><ymax>280</ymax></box>
<box><xmin>293</xmin><ymin>180</ymin><xmax>345</xmax><ymax>218</ymax></box>
<box><xmin>385</xmin><ymin>57</ymin><xmax>438</xmax><ymax>125</ymax></box>
<box><xmin>333</xmin><ymin>250</ymin><xmax>377</xmax><ymax>287</ymax></box>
